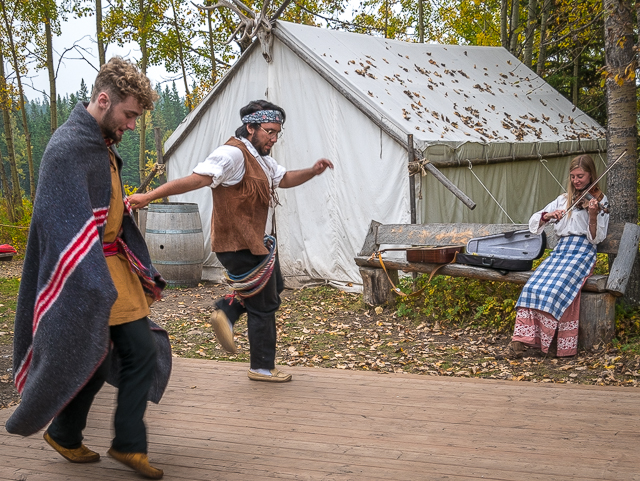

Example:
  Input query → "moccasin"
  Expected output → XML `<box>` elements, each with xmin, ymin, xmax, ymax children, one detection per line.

<box><xmin>43</xmin><ymin>431</ymin><xmax>100</xmax><ymax>463</ymax></box>
<box><xmin>247</xmin><ymin>368</ymin><xmax>292</xmax><ymax>382</ymax></box>
<box><xmin>211</xmin><ymin>309</ymin><xmax>237</xmax><ymax>353</ymax></box>
<box><xmin>108</xmin><ymin>448</ymin><xmax>164</xmax><ymax>479</ymax></box>
<box><xmin>496</xmin><ymin>341</ymin><xmax>525</xmax><ymax>360</ymax></box>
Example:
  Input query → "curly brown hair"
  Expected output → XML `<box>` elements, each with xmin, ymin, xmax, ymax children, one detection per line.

<box><xmin>91</xmin><ymin>57</ymin><xmax>159</xmax><ymax>110</ymax></box>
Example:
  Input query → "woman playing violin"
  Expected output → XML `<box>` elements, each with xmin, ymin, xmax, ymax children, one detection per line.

<box><xmin>499</xmin><ymin>154</ymin><xmax>609</xmax><ymax>359</ymax></box>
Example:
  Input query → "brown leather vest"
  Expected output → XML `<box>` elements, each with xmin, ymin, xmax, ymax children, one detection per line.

<box><xmin>211</xmin><ymin>137</ymin><xmax>271</xmax><ymax>255</ymax></box>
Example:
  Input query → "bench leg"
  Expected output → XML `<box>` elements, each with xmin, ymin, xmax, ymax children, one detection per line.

<box><xmin>578</xmin><ymin>292</ymin><xmax>616</xmax><ymax>350</ymax></box>
<box><xmin>360</xmin><ymin>267</ymin><xmax>398</xmax><ymax>306</ymax></box>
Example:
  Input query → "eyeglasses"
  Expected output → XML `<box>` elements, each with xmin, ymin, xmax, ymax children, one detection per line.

<box><xmin>259</xmin><ymin>126</ymin><xmax>283</xmax><ymax>140</ymax></box>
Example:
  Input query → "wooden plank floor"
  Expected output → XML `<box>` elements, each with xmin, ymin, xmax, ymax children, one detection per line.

<box><xmin>1</xmin><ymin>358</ymin><xmax>639</xmax><ymax>481</ymax></box>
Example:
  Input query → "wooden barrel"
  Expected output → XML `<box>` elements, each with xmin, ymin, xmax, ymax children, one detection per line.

<box><xmin>145</xmin><ymin>203</ymin><xmax>205</xmax><ymax>287</ymax></box>
<box><xmin>136</xmin><ymin>207</ymin><xmax>148</xmax><ymax>237</ymax></box>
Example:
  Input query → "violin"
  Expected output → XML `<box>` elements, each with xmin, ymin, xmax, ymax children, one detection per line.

<box><xmin>572</xmin><ymin>187</ymin><xmax>610</xmax><ymax>215</ymax></box>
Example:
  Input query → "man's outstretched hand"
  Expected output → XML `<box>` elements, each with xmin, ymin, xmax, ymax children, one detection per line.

<box><xmin>312</xmin><ymin>158</ymin><xmax>334</xmax><ymax>175</ymax></box>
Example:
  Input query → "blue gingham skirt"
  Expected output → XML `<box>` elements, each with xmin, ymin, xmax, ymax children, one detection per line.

<box><xmin>516</xmin><ymin>235</ymin><xmax>596</xmax><ymax>320</ymax></box>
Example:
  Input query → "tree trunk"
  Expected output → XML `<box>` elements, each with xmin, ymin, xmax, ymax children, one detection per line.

<box><xmin>501</xmin><ymin>0</ymin><xmax>508</xmax><ymax>48</ymax></box>
<box><xmin>0</xmin><ymin>150</ymin><xmax>15</xmax><ymax>223</ymax></box>
<box><xmin>0</xmin><ymin>49</ymin><xmax>22</xmax><ymax>219</ymax></box>
<box><xmin>524</xmin><ymin>0</ymin><xmax>537</xmax><ymax>68</ymax></box>
<box><xmin>96</xmin><ymin>0</ymin><xmax>105</xmax><ymax>66</ymax></box>
<box><xmin>206</xmin><ymin>2</ymin><xmax>217</xmax><ymax>83</ymax></box>
<box><xmin>418</xmin><ymin>0</ymin><xmax>424</xmax><ymax>43</ymax></box>
<box><xmin>45</xmin><ymin>17</ymin><xmax>57</xmax><ymax>133</ymax></box>
<box><xmin>604</xmin><ymin>0</ymin><xmax>638</xmax><ymax>305</ymax></box>
<box><xmin>508</xmin><ymin>0</ymin><xmax>520</xmax><ymax>55</ymax></box>
<box><xmin>572</xmin><ymin>41</ymin><xmax>580</xmax><ymax>106</ymax></box>
<box><xmin>536</xmin><ymin>0</ymin><xmax>550</xmax><ymax>75</ymax></box>
<box><xmin>138</xmin><ymin>0</ymin><xmax>148</xmax><ymax>186</ymax></box>
<box><xmin>169</xmin><ymin>0</ymin><xmax>191</xmax><ymax>110</ymax></box>
<box><xmin>1</xmin><ymin>4</ymin><xmax>36</xmax><ymax>203</ymax></box>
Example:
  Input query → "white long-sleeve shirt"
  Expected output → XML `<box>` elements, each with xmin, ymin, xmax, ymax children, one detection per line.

<box><xmin>192</xmin><ymin>137</ymin><xmax>287</xmax><ymax>235</ymax></box>
<box><xmin>529</xmin><ymin>193</ymin><xmax>609</xmax><ymax>245</ymax></box>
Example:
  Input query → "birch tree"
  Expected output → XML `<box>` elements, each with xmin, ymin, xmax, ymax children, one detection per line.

<box><xmin>603</xmin><ymin>0</ymin><xmax>638</xmax><ymax>305</ymax></box>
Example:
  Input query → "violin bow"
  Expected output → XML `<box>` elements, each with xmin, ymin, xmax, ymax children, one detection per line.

<box><xmin>559</xmin><ymin>149</ymin><xmax>627</xmax><ymax>220</ymax></box>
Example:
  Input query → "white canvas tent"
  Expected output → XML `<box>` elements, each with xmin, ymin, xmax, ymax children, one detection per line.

<box><xmin>163</xmin><ymin>21</ymin><xmax>606</xmax><ymax>287</ymax></box>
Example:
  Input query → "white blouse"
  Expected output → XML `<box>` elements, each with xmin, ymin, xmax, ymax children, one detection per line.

<box><xmin>192</xmin><ymin>137</ymin><xmax>287</xmax><ymax>235</ymax></box>
<box><xmin>529</xmin><ymin>193</ymin><xmax>609</xmax><ymax>245</ymax></box>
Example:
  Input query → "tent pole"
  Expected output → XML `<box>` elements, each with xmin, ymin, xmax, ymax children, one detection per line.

<box><xmin>408</xmin><ymin>134</ymin><xmax>417</xmax><ymax>224</ymax></box>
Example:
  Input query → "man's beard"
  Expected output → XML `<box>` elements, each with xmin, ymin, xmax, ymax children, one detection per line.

<box><xmin>250</xmin><ymin>137</ymin><xmax>271</xmax><ymax>156</ymax></box>
<box><xmin>101</xmin><ymin>107</ymin><xmax>121</xmax><ymax>143</ymax></box>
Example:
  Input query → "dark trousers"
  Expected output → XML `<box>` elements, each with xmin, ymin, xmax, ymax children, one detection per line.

<box><xmin>216</xmin><ymin>250</ymin><xmax>284</xmax><ymax>370</ymax></box>
<box><xmin>47</xmin><ymin>317</ymin><xmax>157</xmax><ymax>453</ymax></box>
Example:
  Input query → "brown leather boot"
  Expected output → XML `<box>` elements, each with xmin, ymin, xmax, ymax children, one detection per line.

<box><xmin>43</xmin><ymin>431</ymin><xmax>100</xmax><ymax>463</ymax></box>
<box><xmin>108</xmin><ymin>448</ymin><xmax>163</xmax><ymax>479</ymax></box>
<box><xmin>496</xmin><ymin>341</ymin><xmax>525</xmax><ymax>360</ymax></box>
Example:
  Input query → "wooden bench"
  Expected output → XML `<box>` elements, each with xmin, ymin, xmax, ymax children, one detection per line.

<box><xmin>354</xmin><ymin>221</ymin><xmax>640</xmax><ymax>350</ymax></box>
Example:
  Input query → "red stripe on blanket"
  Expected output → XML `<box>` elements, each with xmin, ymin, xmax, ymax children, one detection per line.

<box><xmin>14</xmin><ymin>348</ymin><xmax>32</xmax><ymax>393</ymax></box>
<box><xmin>123</xmin><ymin>197</ymin><xmax>133</xmax><ymax>216</ymax></box>
<box><xmin>33</xmin><ymin>220</ymin><xmax>99</xmax><ymax>328</ymax></box>
<box><xmin>93</xmin><ymin>207</ymin><xmax>109</xmax><ymax>226</ymax></box>
<box><xmin>15</xmin><ymin>217</ymin><xmax>100</xmax><ymax>392</ymax></box>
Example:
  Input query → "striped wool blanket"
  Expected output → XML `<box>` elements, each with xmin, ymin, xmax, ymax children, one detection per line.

<box><xmin>516</xmin><ymin>235</ymin><xmax>596</xmax><ymax>320</ymax></box>
<box><xmin>6</xmin><ymin>102</ymin><xmax>171</xmax><ymax>437</ymax></box>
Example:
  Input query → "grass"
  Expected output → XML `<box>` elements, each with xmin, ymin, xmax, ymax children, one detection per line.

<box><xmin>0</xmin><ymin>278</ymin><xmax>19</xmax><ymax>346</ymax></box>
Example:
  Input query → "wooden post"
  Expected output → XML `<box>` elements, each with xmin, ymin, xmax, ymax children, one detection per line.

<box><xmin>606</xmin><ymin>222</ymin><xmax>640</xmax><ymax>296</ymax></box>
<box><xmin>408</xmin><ymin>134</ymin><xmax>416</xmax><ymax>224</ymax></box>
<box><xmin>578</xmin><ymin>292</ymin><xmax>616</xmax><ymax>350</ymax></box>
<box><xmin>360</xmin><ymin>267</ymin><xmax>398</xmax><ymax>306</ymax></box>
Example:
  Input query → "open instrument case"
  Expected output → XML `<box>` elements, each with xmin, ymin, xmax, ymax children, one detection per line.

<box><xmin>455</xmin><ymin>230</ymin><xmax>546</xmax><ymax>273</ymax></box>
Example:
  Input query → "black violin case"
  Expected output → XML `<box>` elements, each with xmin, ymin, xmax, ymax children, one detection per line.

<box><xmin>455</xmin><ymin>229</ymin><xmax>546</xmax><ymax>274</ymax></box>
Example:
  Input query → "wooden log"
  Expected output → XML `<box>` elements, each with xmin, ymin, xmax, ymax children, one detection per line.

<box><xmin>358</xmin><ymin>220</ymin><xmax>382</xmax><ymax>256</ymax></box>
<box><xmin>606</xmin><ymin>223</ymin><xmax>640</xmax><ymax>296</ymax></box>
<box><xmin>353</xmin><ymin>255</ymin><xmax>610</xmax><ymax>293</ymax></box>
<box><xmin>578</xmin><ymin>292</ymin><xmax>616</xmax><ymax>350</ymax></box>
<box><xmin>360</xmin><ymin>267</ymin><xmax>398</xmax><ymax>306</ymax></box>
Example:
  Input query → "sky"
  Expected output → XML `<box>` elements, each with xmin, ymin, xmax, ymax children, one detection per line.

<box><xmin>24</xmin><ymin>14</ymin><xmax>186</xmax><ymax>101</ymax></box>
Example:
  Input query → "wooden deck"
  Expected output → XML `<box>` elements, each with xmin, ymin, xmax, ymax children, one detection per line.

<box><xmin>1</xmin><ymin>358</ymin><xmax>639</xmax><ymax>480</ymax></box>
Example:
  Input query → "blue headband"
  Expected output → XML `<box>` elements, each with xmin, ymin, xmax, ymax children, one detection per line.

<box><xmin>241</xmin><ymin>110</ymin><xmax>283</xmax><ymax>124</ymax></box>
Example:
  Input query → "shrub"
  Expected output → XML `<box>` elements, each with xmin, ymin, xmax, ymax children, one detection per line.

<box><xmin>395</xmin><ymin>274</ymin><xmax>522</xmax><ymax>333</ymax></box>
<box><xmin>0</xmin><ymin>199</ymin><xmax>32</xmax><ymax>257</ymax></box>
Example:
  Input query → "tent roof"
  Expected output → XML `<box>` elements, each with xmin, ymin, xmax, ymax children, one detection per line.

<box><xmin>165</xmin><ymin>21</ymin><xmax>604</xmax><ymax>159</ymax></box>
<box><xmin>277</xmin><ymin>22</ymin><xmax>604</xmax><ymax>145</ymax></box>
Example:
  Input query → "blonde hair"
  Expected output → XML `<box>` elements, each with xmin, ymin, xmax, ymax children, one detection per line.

<box><xmin>565</xmin><ymin>154</ymin><xmax>599</xmax><ymax>210</ymax></box>
<box><xmin>91</xmin><ymin>57</ymin><xmax>159</xmax><ymax>110</ymax></box>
